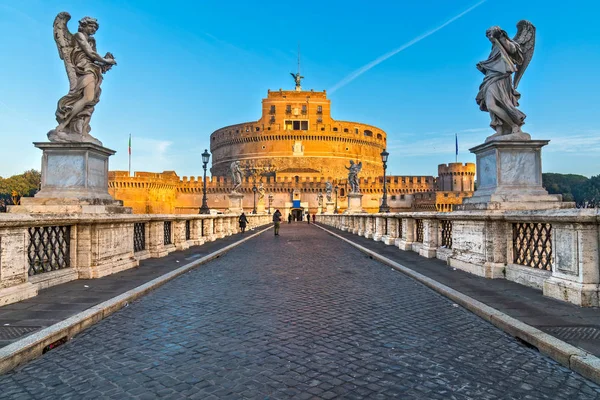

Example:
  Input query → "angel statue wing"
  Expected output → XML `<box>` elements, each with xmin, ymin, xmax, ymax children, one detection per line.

<box><xmin>53</xmin><ymin>12</ymin><xmax>77</xmax><ymax>92</ymax></box>
<box><xmin>512</xmin><ymin>20</ymin><xmax>536</xmax><ymax>89</ymax></box>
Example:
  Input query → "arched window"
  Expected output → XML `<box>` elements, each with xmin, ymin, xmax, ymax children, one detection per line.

<box><xmin>364</xmin><ymin>130</ymin><xmax>373</xmax><ymax>137</ymax></box>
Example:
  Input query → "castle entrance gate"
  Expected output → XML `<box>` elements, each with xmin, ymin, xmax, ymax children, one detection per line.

<box><xmin>291</xmin><ymin>208</ymin><xmax>303</xmax><ymax>221</ymax></box>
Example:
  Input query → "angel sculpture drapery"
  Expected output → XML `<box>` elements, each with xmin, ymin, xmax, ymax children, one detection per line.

<box><xmin>48</xmin><ymin>12</ymin><xmax>117</xmax><ymax>146</ymax></box>
<box><xmin>476</xmin><ymin>20</ymin><xmax>535</xmax><ymax>141</ymax></box>
<box><xmin>230</xmin><ymin>161</ymin><xmax>243</xmax><ymax>193</ymax></box>
<box><xmin>325</xmin><ymin>181</ymin><xmax>333</xmax><ymax>202</ymax></box>
<box><xmin>345</xmin><ymin>160</ymin><xmax>363</xmax><ymax>194</ymax></box>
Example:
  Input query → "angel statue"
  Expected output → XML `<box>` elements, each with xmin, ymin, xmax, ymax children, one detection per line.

<box><xmin>230</xmin><ymin>161</ymin><xmax>243</xmax><ymax>193</ymax></box>
<box><xmin>257</xmin><ymin>183</ymin><xmax>266</xmax><ymax>201</ymax></box>
<box><xmin>325</xmin><ymin>181</ymin><xmax>333</xmax><ymax>202</ymax></box>
<box><xmin>48</xmin><ymin>12</ymin><xmax>117</xmax><ymax>146</ymax></box>
<box><xmin>290</xmin><ymin>72</ymin><xmax>304</xmax><ymax>91</ymax></box>
<box><xmin>345</xmin><ymin>160</ymin><xmax>363</xmax><ymax>194</ymax></box>
<box><xmin>476</xmin><ymin>20</ymin><xmax>535</xmax><ymax>141</ymax></box>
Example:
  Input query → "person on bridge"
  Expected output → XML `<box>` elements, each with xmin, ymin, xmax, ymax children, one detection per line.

<box><xmin>306</xmin><ymin>213</ymin><xmax>310</xmax><ymax>224</ymax></box>
<box><xmin>312</xmin><ymin>214</ymin><xmax>315</xmax><ymax>223</ymax></box>
<box><xmin>238</xmin><ymin>212</ymin><xmax>249</xmax><ymax>234</ymax></box>
<box><xmin>273</xmin><ymin>209</ymin><xmax>282</xmax><ymax>236</ymax></box>
<box><xmin>288</xmin><ymin>213</ymin><xmax>292</xmax><ymax>224</ymax></box>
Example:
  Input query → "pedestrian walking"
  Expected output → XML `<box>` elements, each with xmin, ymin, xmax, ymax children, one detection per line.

<box><xmin>288</xmin><ymin>213</ymin><xmax>292</xmax><ymax>224</ymax></box>
<box><xmin>312</xmin><ymin>214</ymin><xmax>315</xmax><ymax>223</ymax></box>
<box><xmin>238</xmin><ymin>212</ymin><xmax>249</xmax><ymax>233</ymax></box>
<box><xmin>273</xmin><ymin>209</ymin><xmax>282</xmax><ymax>236</ymax></box>
<box><xmin>306</xmin><ymin>213</ymin><xmax>310</xmax><ymax>224</ymax></box>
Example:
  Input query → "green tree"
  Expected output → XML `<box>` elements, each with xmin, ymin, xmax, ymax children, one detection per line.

<box><xmin>0</xmin><ymin>169</ymin><xmax>41</xmax><ymax>205</ymax></box>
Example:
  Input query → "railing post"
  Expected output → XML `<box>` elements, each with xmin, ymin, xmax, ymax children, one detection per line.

<box><xmin>340</xmin><ymin>215</ymin><xmax>348</xmax><ymax>231</ymax></box>
<box><xmin>365</xmin><ymin>216</ymin><xmax>375</xmax><ymax>239</ymax></box>
<box><xmin>447</xmin><ymin>219</ymin><xmax>507</xmax><ymax>278</ymax></box>
<box><xmin>173</xmin><ymin>220</ymin><xmax>190</xmax><ymax>251</ymax></box>
<box><xmin>544</xmin><ymin>221</ymin><xmax>600</xmax><ymax>306</ymax></box>
<box><xmin>373</xmin><ymin>215</ymin><xmax>384</xmax><ymax>241</ymax></box>
<box><xmin>419</xmin><ymin>218</ymin><xmax>439</xmax><ymax>258</ymax></box>
<box><xmin>148</xmin><ymin>220</ymin><xmax>168</xmax><ymax>258</ymax></box>
<box><xmin>0</xmin><ymin>226</ymin><xmax>37</xmax><ymax>306</ymax></box>
<box><xmin>398</xmin><ymin>218</ymin><xmax>415</xmax><ymax>251</ymax></box>
<box><xmin>191</xmin><ymin>219</ymin><xmax>205</xmax><ymax>246</ymax></box>
<box><xmin>383</xmin><ymin>216</ymin><xmax>398</xmax><ymax>245</ymax></box>
<box><xmin>202</xmin><ymin>218</ymin><xmax>215</xmax><ymax>242</ymax></box>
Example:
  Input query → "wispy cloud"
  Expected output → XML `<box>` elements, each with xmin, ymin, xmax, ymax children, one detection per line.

<box><xmin>388</xmin><ymin>128</ymin><xmax>485</xmax><ymax>157</ymax></box>
<box><xmin>328</xmin><ymin>0</ymin><xmax>487</xmax><ymax>94</ymax></box>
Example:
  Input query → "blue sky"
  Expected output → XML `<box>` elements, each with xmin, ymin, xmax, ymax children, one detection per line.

<box><xmin>0</xmin><ymin>0</ymin><xmax>598</xmax><ymax>178</ymax></box>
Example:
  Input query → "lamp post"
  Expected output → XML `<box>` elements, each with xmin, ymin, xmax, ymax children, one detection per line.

<box><xmin>334</xmin><ymin>184</ymin><xmax>339</xmax><ymax>214</ymax></box>
<box><xmin>252</xmin><ymin>185</ymin><xmax>257</xmax><ymax>214</ymax></box>
<box><xmin>199</xmin><ymin>149</ymin><xmax>211</xmax><ymax>214</ymax></box>
<box><xmin>379</xmin><ymin>149</ymin><xmax>390</xmax><ymax>213</ymax></box>
<box><xmin>268</xmin><ymin>193</ymin><xmax>273</xmax><ymax>215</ymax></box>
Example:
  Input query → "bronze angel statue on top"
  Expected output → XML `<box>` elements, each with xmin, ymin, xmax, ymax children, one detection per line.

<box><xmin>48</xmin><ymin>12</ymin><xmax>117</xmax><ymax>146</ymax></box>
<box><xmin>476</xmin><ymin>20</ymin><xmax>535</xmax><ymax>141</ymax></box>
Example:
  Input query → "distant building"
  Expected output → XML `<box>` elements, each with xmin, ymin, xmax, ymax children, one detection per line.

<box><xmin>108</xmin><ymin>83</ymin><xmax>472</xmax><ymax>216</ymax></box>
<box><xmin>412</xmin><ymin>163</ymin><xmax>476</xmax><ymax>212</ymax></box>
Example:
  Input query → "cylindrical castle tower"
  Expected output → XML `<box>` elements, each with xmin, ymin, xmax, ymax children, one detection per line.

<box><xmin>210</xmin><ymin>89</ymin><xmax>386</xmax><ymax>179</ymax></box>
<box><xmin>437</xmin><ymin>163</ymin><xmax>476</xmax><ymax>192</ymax></box>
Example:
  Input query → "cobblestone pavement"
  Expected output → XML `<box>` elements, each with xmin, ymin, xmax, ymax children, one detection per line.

<box><xmin>1</xmin><ymin>223</ymin><xmax>600</xmax><ymax>399</ymax></box>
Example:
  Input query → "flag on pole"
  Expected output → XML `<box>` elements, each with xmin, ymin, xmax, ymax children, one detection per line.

<box><xmin>128</xmin><ymin>134</ymin><xmax>131</xmax><ymax>155</ymax></box>
<box><xmin>128</xmin><ymin>134</ymin><xmax>132</xmax><ymax>177</ymax></box>
<box><xmin>455</xmin><ymin>133</ymin><xmax>458</xmax><ymax>162</ymax></box>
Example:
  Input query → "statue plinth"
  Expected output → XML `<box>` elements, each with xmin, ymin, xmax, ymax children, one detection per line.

<box><xmin>458</xmin><ymin>139</ymin><xmax>573</xmax><ymax>211</ymax></box>
<box><xmin>257</xmin><ymin>201</ymin><xmax>266</xmax><ymax>214</ymax></box>
<box><xmin>325</xmin><ymin>201</ymin><xmax>335</xmax><ymax>214</ymax></box>
<box><xmin>227</xmin><ymin>193</ymin><xmax>244</xmax><ymax>214</ymax></box>
<box><xmin>9</xmin><ymin>142</ymin><xmax>130</xmax><ymax>214</ymax></box>
<box><xmin>345</xmin><ymin>193</ymin><xmax>364</xmax><ymax>214</ymax></box>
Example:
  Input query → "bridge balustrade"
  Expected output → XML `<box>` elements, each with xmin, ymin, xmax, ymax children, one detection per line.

<box><xmin>0</xmin><ymin>213</ymin><xmax>270</xmax><ymax>306</ymax></box>
<box><xmin>316</xmin><ymin>209</ymin><xmax>600</xmax><ymax>307</ymax></box>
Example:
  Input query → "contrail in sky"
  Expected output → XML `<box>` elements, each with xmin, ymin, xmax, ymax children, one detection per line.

<box><xmin>328</xmin><ymin>0</ymin><xmax>487</xmax><ymax>94</ymax></box>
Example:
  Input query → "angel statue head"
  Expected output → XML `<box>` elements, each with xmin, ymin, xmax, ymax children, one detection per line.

<box><xmin>78</xmin><ymin>17</ymin><xmax>99</xmax><ymax>34</ymax></box>
<box><xmin>476</xmin><ymin>20</ymin><xmax>536</xmax><ymax>141</ymax></box>
<box><xmin>47</xmin><ymin>12</ymin><xmax>117</xmax><ymax>146</ymax></box>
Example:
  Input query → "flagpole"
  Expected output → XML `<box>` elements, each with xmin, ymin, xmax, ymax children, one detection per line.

<box><xmin>128</xmin><ymin>134</ymin><xmax>131</xmax><ymax>177</ymax></box>
<box><xmin>455</xmin><ymin>133</ymin><xmax>458</xmax><ymax>163</ymax></box>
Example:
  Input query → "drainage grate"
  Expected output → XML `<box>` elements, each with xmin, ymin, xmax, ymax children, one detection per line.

<box><xmin>546</xmin><ymin>326</ymin><xmax>600</xmax><ymax>341</ymax></box>
<box><xmin>0</xmin><ymin>326</ymin><xmax>41</xmax><ymax>341</ymax></box>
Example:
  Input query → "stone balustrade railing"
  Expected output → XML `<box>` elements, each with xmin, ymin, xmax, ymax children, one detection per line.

<box><xmin>317</xmin><ymin>209</ymin><xmax>600</xmax><ymax>307</ymax></box>
<box><xmin>0</xmin><ymin>213</ymin><xmax>271</xmax><ymax>306</ymax></box>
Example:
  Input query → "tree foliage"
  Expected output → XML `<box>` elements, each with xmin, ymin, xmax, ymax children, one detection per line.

<box><xmin>0</xmin><ymin>169</ymin><xmax>41</xmax><ymax>206</ymax></box>
<box><xmin>542</xmin><ymin>173</ymin><xmax>600</xmax><ymax>207</ymax></box>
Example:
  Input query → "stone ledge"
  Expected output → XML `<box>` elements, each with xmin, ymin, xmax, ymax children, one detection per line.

<box><xmin>29</xmin><ymin>268</ymin><xmax>79</xmax><ymax>291</ymax></box>
<box><xmin>505</xmin><ymin>263</ymin><xmax>550</xmax><ymax>290</ymax></box>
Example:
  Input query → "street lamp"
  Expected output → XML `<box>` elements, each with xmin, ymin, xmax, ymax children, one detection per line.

<box><xmin>199</xmin><ymin>149</ymin><xmax>211</xmax><ymax>214</ymax></box>
<box><xmin>379</xmin><ymin>149</ymin><xmax>390</xmax><ymax>213</ymax></box>
<box><xmin>268</xmin><ymin>193</ymin><xmax>273</xmax><ymax>215</ymax></box>
<box><xmin>334</xmin><ymin>184</ymin><xmax>339</xmax><ymax>214</ymax></box>
<box><xmin>252</xmin><ymin>185</ymin><xmax>257</xmax><ymax>214</ymax></box>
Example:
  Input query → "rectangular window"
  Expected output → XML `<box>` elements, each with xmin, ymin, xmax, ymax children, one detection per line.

<box><xmin>354</xmin><ymin>128</ymin><xmax>359</xmax><ymax>134</ymax></box>
<box><xmin>317</xmin><ymin>105</ymin><xmax>322</xmax><ymax>114</ymax></box>
<box><xmin>269</xmin><ymin>105</ymin><xmax>276</xmax><ymax>114</ymax></box>
<box><xmin>301</xmin><ymin>105</ymin><xmax>307</xmax><ymax>114</ymax></box>
<box><xmin>400</xmin><ymin>195</ymin><xmax>405</xmax><ymax>200</ymax></box>
<box><xmin>285</xmin><ymin>120</ymin><xmax>309</xmax><ymax>131</ymax></box>
<box><xmin>285</xmin><ymin>105</ymin><xmax>291</xmax><ymax>114</ymax></box>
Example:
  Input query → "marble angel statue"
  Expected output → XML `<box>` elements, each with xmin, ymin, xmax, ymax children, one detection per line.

<box><xmin>345</xmin><ymin>160</ymin><xmax>363</xmax><ymax>193</ymax></box>
<box><xmin>48</xmin><ymin>12</ymin><xmax>117</xmax><ymax>146</ymax></box>
<box><xmin>230</xmin><ymin>161</ymin><xmax>243</xmax><ymax>193</ymax></box>
<box><xmin>325</xmin><ymin>181</ymin><xmax>333</xmax><ymax>202</ymax></box>
<box><xmin>476</xmin><ymin>20</ymin><xmax>535</xmax><ymax>141</ymax></box>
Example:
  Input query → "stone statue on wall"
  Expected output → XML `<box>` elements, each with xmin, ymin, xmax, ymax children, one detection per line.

<box><xmin>476</xmin><ymin>20</ymin><xmax>535</xmax><ymax>141</ymax></box>
<box><xmin>48</xmin><ymin>12</ymin><xmax>117</xmax><ymax>146</ymax></box>
<box><xmin>230</xmin><ymin>161</ymin><xmax>243</xmax><ymax>193</ymax></box>
<box><xmin>317</xmin><ymin>192</ymin><xmax>324</xmax><ymax>207</ymax></box>
<box><xmin>345</xmin><ymin>160</ymin><xmax>363</xmax><ymax>193</ymax></box>
<box><xmin>257</xmin><ymin>182</ymin><xmax>266</xmax><ymax>201</ymax></box>
<box><xmin>325</xmin><ymin>181</ymin><xmax>333</xmax><ymax>202</ymax></box>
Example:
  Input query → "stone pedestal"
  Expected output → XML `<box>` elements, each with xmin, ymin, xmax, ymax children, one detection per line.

<box><xmin>459</xmin><ymin>140</ymin><xmax>572</xmax><ymax>211</ymax></box>
<box><xmin>325</xmin><ymin>201</ymin><xmax>335</xmax><ymax>214</ymax></box>
<box><xmin>257</xmin><ymin>201</ymin><xmax>266</xmax><ymax>214</ymax></box>
<box><xmin>345</xmin><ymin>193</ymin><xmax>364</xmax><ymax>214</ymax></box>
<box><xmin>227</xmin><ymin>193</ymin><xmax>244</xmax><ymax>214</ymax></box>
<box><xmin>9</xmin><ymin>142</ymin><xmax>130</xmax><ymax>214</ymax></box>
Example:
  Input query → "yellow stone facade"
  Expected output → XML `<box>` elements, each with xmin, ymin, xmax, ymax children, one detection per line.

<box><xmin>108</xmin><ymin>87</ymin><xmax>475</xmax><ymax>215</ymax></box>
<box><xmin>412</xmin><ymin>163</ymin><xmax>476</xmax><ymax>212</ymax></box>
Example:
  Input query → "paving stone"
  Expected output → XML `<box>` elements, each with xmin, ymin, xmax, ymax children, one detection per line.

<box><xmin>0</xmin><ymin>224</ymin><xmax>600</xmax><ymax>399</ymax></box>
